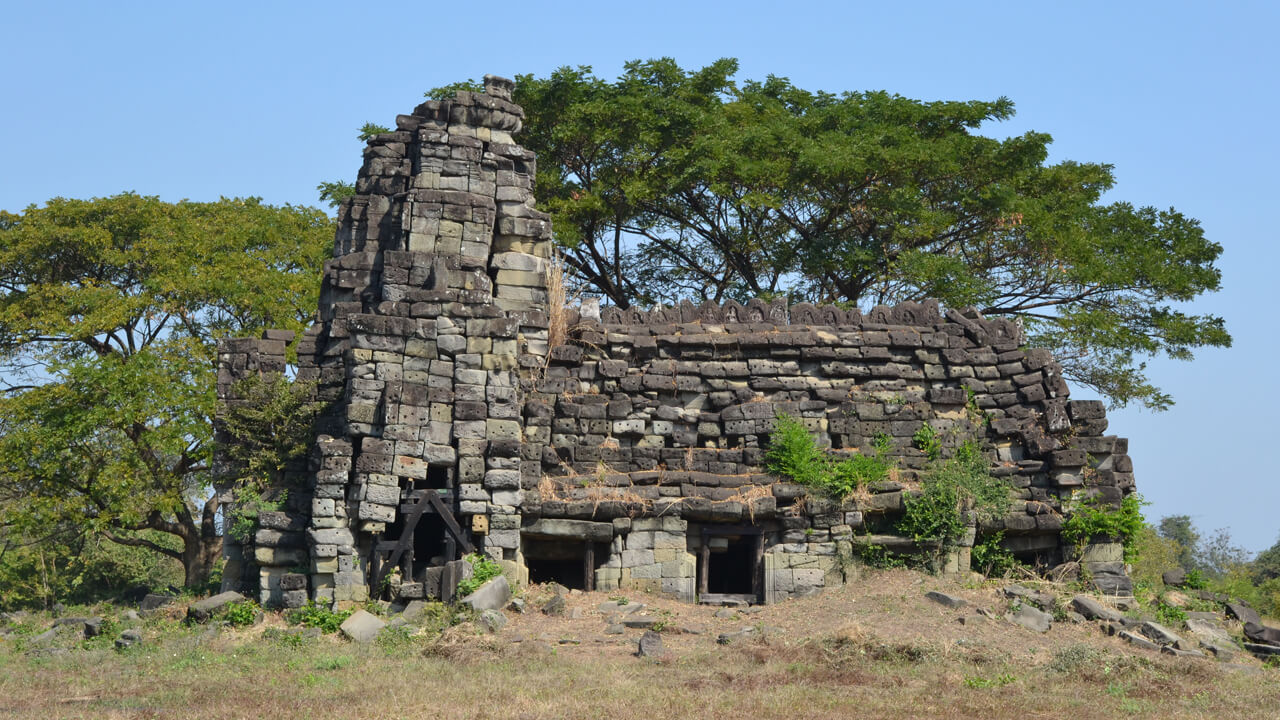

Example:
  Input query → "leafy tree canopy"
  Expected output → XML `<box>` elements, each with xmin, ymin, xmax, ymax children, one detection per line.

<box><xmin>0</xmin><ymin>193</ymin><xmax>332</xmax><ymax>587</ymax></box>
<box><xmin>361</xmin><ymin>59</ymin><xmax>1227</xmax><ymax>409</ymax></box>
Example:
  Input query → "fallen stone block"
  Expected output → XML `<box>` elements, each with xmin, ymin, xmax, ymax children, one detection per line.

<box><xmin>1244</xmin><ymin>621</ymin><xmax>1280</xmax><ymax>646</ymax></box>
<box><xmin>339</xmin><ymin>609</ymin><xmax>385</xmax><ymax>643</ymax></box>
<box><xmin>479</xmin><ymin>609</ymin><xmax>507</xmax><ymax>633</ymax></box>
<box><xmin>1225</xmin><ymin>602</ymin><xmax>1261</xmax><ymax>626</ymax></box>
<box><xmin>186</xmin><ymin>591</ymin><xmax>246</xmax><ymax>623</ymax></box>
<box><xmin>1118</xmin><ymin>630</ymin><xmax>1160</xmax><ymax>651</ymax></box>
<box><xmin>1139</xmin><ymin>621</ymin><xmax>1183</xmax><ymax>646</ymax></box>
<box><xmin>1005</xmin><ymin>603</ymin><xmax>1052</xmax><ymax>633</ymax></box>
<box><xmin>925</xmin><ymin>591</ymin><xmax>967</xmax><ymax>609</ymax></box>
<box><xmin>1071</xmin><ymin>595</ymin><xmax>1123</xmax><ymax>622</ymax></box>
<box><xmin>460</xmin><ymin>576</ymin><xmax>512</xmax><ymax>612</ymax></box>
<box><xmin>637</xmin><ymin>630</ymin><xmax>664</xmax><ymax>657</ymax></box>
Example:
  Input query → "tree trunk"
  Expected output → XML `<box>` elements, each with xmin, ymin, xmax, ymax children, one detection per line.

<box><xmin>181</xmin><ymin>533</ymin><xmax>224</xmax><ymax>589</ymax></box>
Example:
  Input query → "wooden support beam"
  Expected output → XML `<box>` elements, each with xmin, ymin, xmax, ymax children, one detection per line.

<box><xmin>426</xmin><ymin>490</ymin><xmax>475</xmax><ymax>554</ymax></box>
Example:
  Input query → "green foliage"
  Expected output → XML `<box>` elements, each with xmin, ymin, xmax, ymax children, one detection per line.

<box><xmin>897</xmin><ymin>442</ymin><xmax>1010</xmax><ymax>546</ymax></box>
<box><xmin>1182</xmin><ymin>568</ymin><xmax>1208</xmax><ymax>590</ymax></box>
<box><xmin>222</xmin><ymin>600</ymin><xmax>259</xmax><ymax>627</ymax></box>
<box><xmin>1127</xmin><ymin>524</ymin><xmax>1183</xmax><ymax>589</ymax></box>
<box><xmin>316</xmin><ymin>180</ymin><xmax>354</xmax><ymax>210</ymax></box>
<box><xmin>494</xmin><ymin>59</ymin><xmax>1229</xmax><ymax>409</ymax></box>
<box><xmin>0</xmin><ymin>530</ymin><xmax>183</xmax><ymax>610</ymax></box>
<box><xmin>1157</xmin><ymin>515</ymin><xmax>1199</xmax><ymax>571</ymax></box>
<box><xmin>225</xmin><ymin>487</ymin><xmax>287</xmax><ymax>543</ymax></box>
<box><xmin>456</xmin><ymin>553</ymin><xmax>502</xmax><ymax>598</ymax></box>
<box><xmin>220</xmin><ymin>374</ymin><xmax>322</xmax><ymax>492</ymax></box>
<box><xmin>912</xmin><ymin>424</ymin><xmax>942</xmax><ymax>462</ymax></box>
<box><xmin>856</xmin><ymin>542</ymin><xmax>908</xmax><ymax>570</ymax></box>
<box><xmin>1061</xmin><ymin>494</ymin><xmax>1146</xmax><ymax>561</ymax></box>
<box><xmin>765</xmin><ymin>413</ymin><xmax>889</xmax><ymax>500</ymax></box>
<box><xmin>288</xmin><ymin>601</ymin><xmax>353</xmax><ymax>634</ymax></box>
<box><xmin>971</xmin><ymin>531</ymin><xmax>1020</xmax><ymax>578</ymax></box>
<box><xmin>1153</xmin><ymin>600</ymin><xmax>1187</xmax><ymax>627</ymax></box>
<box><xmin>0</xmin><ymin>193</ymin><xmax>332</xmax><ymax>587</ymax></box>
<box><xmin>357</xmin><ymin>123</ymin><xmax>391</xmax><ymax>141</ymax></box>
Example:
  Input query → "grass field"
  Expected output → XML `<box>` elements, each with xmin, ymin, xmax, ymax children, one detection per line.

<box><xmin>2</xmin><ymin>570</ymin><xmax>1277</xmax><ymax>719</ymax></box>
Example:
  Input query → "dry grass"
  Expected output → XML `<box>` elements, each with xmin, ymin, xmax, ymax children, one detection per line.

<box><xmin>546</xmin><ymin>250</ymin><xmax>570</xmax><ymax>350</ymax></box>
<box><xmin>3</xmin><ymin>570</ymin><xmax>1277</xmax><ymax>719</ymax></box>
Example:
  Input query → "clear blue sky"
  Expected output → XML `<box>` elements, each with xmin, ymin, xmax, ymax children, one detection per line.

<box><xmin>3</xmin><ymin>1</ymin><xmax>1277</xmax><ymax>551</ymax></box>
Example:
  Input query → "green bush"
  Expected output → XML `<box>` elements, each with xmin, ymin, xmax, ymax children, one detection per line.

<box><xmin>912</xmin><ymin>423</ymin><xmax>943</xmax><ymax>461</ymax></box>
<box><xmin>0</xmin><ymin>531</ymin><xmax>184</xmax><ymax>611</ymax></box>
<box><xmin>971</xmin><ymin>531</ymin><xmax>1020</xmax><ymax>577</ymax></box>
<box><xmin>765</xmin><ymin>414</ymin><xmax>890</xmax><ymax>500</ymax></box>
<box><xmin>1061</xmin><ymin>494</ymin><xmax>1145</xmax><ymax>561</ymax></box>
<box><xmin>222</xmin><ymin>600</ymin><xmax>259</xmax><ymax>627</ymax></box>
<box><xmin>287</xmin><ymin>601</ymin><xmax>353</xmax><ymax>633</ymax></box>
<box><xmin>897</xmin><ymin>441</ymin><xmax>1010</xmax><ymax>546</ymax></box>
<box><xmin>456</xmin><ymin>553</ymin><xmax>502</xmax><ymax>598</ymax></box>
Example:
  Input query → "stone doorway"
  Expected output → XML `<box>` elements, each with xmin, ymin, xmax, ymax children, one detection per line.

<box><xmin>697</xmin><ymin>526</ymin><xmax>764</xmax><ymax>605</ymax></box>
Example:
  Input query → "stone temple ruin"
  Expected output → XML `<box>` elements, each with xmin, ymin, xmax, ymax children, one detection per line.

<box><xmin>216</xmin><ymin>76</ymin><xmax>1137</xmax><ymax>609</ymax></box>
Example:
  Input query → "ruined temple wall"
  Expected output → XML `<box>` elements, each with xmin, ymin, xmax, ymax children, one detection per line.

<box><xmin>215</xmin><ymin>76</ymin><xmax>1138</xmax><ymax>607</ymax></box>
<box><xmin>518</xmin><ymin>300</ymin><xmax>1135</xmax><ymax>600</ymax></box>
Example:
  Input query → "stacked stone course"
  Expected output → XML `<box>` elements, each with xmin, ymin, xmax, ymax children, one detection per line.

<box><xmin>217</xmin><ymin>76</ymin><xmax>1138</xmax><ymax>607</ymax></box>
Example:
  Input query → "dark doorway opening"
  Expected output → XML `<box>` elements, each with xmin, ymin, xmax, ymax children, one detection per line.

<box><xmin>523</xmin><ymin>537</ymin><xmax>606</xmax><ymax>590</ymax></box>
<box><xmin>707</xmin><ymin>537</ymin><xmax>755</xmax><ymax>595</ymax></box>
<box><xmin>697</xmin><ymin>526</ymin><xmax>763</xmax><ymax>605</ymax></box>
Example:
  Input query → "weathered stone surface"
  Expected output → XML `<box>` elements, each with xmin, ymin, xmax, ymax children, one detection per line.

<box><xmin>637</xmin><ymin>630</ymin><xmax>665</xmax><ymax>657</ymax></box>
<box><xmin>460</xmin><ymin>576</ymin><xmax>512</xmax><ymax>612</ymax></box>
<box><xmin>1226</xmin><ymin>602</ymin><xmax>1262</xmax><ymax>626</ymax></box>
<box><xmin>542</xmin><ymin>593</ymin><xmax>566</xmax><ymax>617</ymax></box>
<box><xmin>479</xmin><ymin>609</ymin><xmax>507</xmax><ymax>633</ymax></box>
<box><xmin>1244</xmin><ymin>621</ymin><xmax>1280</xmax><ymax>647</ymax></box>
<box><xmin>1118</xmin><ymin>630</ymin><xmax>1160</xmax><ymax>651</ymax></box>
<box><xmin>1071</xmin><ymin>595</ymin><xmax>1124</xmax><ymax>622</ymax></box>
<box><xmin>925</xmin><ymin>591</ymin><xmax>967</xmax><ymax>609</ymax></box>
<box><xmin>340</xmin><ymin>609</ymin><xmax>385</xmax><ymax>643</ymax></box>
<box><xmin>1005</xmin><ymin>603</ymin><xmax>1052</xmax><ymax>633</ymax></box>
<box><xmin>141</xmin><ymin>593</ymin><xmax>175</xmax><ymax>611</ymax></box>
<box><xmin>186</xmin><ymin>591</ymin><xmax>246</xmax><ymax>623</ymax></box>
<box><xmin>1139</xmin><ymin>621</ymin><xmax>1183</xmax><ymax>646</ymax></box>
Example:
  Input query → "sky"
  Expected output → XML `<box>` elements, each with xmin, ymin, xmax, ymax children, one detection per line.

<box><xmin>2</xmin><ymin>1</ymin><xmax>1277</xmax><ymax>551</ymax></box>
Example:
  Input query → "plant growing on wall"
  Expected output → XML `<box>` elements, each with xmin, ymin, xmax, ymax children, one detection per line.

<box><xmin>765</xmin><ymin>414</ymin><xmax>889</xmax><ymax>500</ymax></box>
<box><xmin>897</xmin><ymin>441</ymin><xmax>1011</xmax><ymax>547</ymax></box>
<box><xmin>1061</xmin><ymin>494</ymin><xmax>1145</xmax><ymax>562</ymax></box>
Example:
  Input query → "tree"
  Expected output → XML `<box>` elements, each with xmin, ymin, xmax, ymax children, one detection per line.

<box><xmin>1253</xmin><ymin>534</ymin><xmax>1280</xmax><ymax>582</ymax></box>
<box><xmin>0</xmin><ymin>193</ymin><xmax>332</xmax><ymax>588</ymax></box>
<box><xmin>405</xmin><ymin>60</ymin><xmax>1228</xmax><ymax>409</ymax></box>
<box><xmin>315</xmin><ymin>123</ymin><xmax>392</xmax><ymax>209</ymax></box>
<box><xmin>1158</xmin><ymin>514</ymin><xmax>1200</xmax><ymax>571</ymax></box>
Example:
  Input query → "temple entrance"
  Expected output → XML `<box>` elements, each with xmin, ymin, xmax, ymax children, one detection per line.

<box><xmin>697</xmin><ymin>526</ymin><xmax>764</xmax><ymax>605</ymax></box>
<box><xmin>522</xmin><ymin>537</ymin><xmax>606</xmax><ymax>590</ymax></box>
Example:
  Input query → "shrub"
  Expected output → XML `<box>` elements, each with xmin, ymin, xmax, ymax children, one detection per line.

<box><xmin>897</xmin><ymin>441</ymin><xmax>1010</xmax><ymax>546</ymax></box>
<box><xmin>1061</xmin><ymin>494</ymin><xmax>1145</xmax><ymax>561</ymax></box>
<box><xmin>1128</xmin><ymin>524</ymin><xmax>1182</xmax><ymax>588</ymax></box>
<box><xmin>287</xmin><ymin>601</ymin><xmax>353</xmax><ymax>633</ymax></box>
<box><xmin>222</xmin><ymin>600</ymin><xmax>259</xmax><ymax>627</ymax></box>
<box><xmin>971</xmin><ymin>531</ymin><xmax>1020</xmax><ymax>577</ymax></box>
<box><xmin>765</xmin><ymin>413</ymin><xmax>889</xmax><ymax>500</ymax></box>
<box><xmin>912</xmin><ymin>423</ymin><xmax>942</xmax><ymax>461</ymax></box>
<box><xmin>456</xmin><ymin>553</ymin><xmax>502</xmax><ymax>598</ymax></box>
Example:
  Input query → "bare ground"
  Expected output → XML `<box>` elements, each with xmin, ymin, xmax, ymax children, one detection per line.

<box><xmin>1</xmin><ymin>569</ymin><xmax>1276</xmax><ymax>719</ymax></box>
